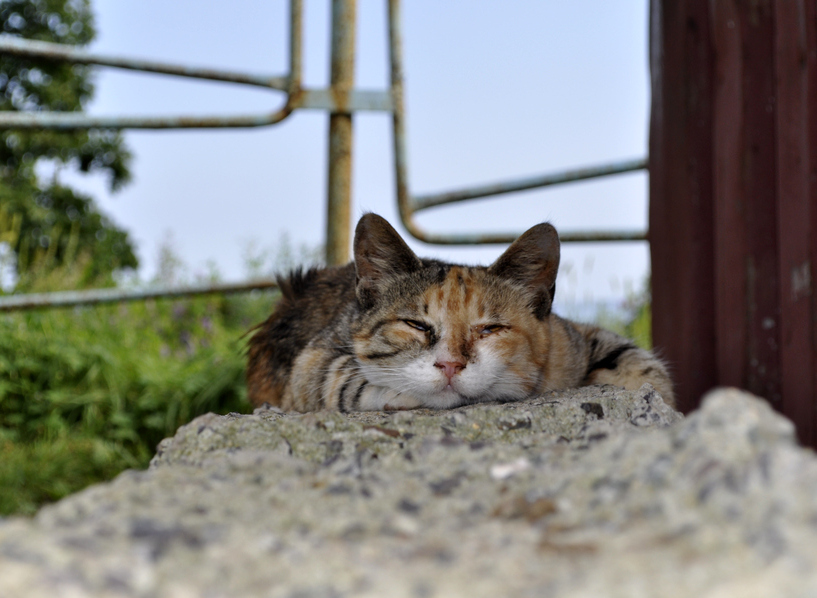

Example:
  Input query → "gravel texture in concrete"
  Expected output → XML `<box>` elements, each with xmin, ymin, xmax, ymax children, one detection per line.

<box><xmin>1</xmin><ymin>384</ymin><xmax>816</xmax><ymax>597</ymax></box>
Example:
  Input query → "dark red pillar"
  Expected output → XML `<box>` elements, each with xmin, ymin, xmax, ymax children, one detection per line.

<box><xmin>649</xmin><ymin>0</ymin><xmax>717</xmax><ymax>414</ymax></box>
<box><xmin>650</xmin><ymin>0</ymin><xmax>817</xmax><ymax>445</ymax></box>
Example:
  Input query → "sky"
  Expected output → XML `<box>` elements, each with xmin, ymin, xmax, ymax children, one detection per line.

<box><xmin>57</xmin><ymin>1</ymin><xmax>651</xmax><ymax>311</ymax></box>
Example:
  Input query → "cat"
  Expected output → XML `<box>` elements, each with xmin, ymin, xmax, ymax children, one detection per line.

<box><xmin>246</xmin><ymin>213</ymin><xmax>674</xmax><ymax>412</ymax></box>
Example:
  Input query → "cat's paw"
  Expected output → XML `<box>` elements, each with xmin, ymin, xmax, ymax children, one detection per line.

<box><xmin>382</xmin><ymin>403</ymin><xmax>417</xmax><ymax>411</ymax></box>
<box><xmin>358</xmin><ymin>386</ymin><xmax>424</xmax><ymax>411</ymax></box>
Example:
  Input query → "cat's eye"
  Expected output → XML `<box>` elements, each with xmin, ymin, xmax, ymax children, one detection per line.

<box><xmin>403</xmin><ymin>319</ymin><xmax>430</xmax><ymax>332</ymax></box>
<box><xmin>480</xmin><ymin>324</ymin><xmax>506</xmax><ymax>335</ymax></box>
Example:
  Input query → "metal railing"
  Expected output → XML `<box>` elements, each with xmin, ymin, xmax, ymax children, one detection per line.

<box><xmin>0</xmin><ymin>0</ymin><xmax>646</xmax><ymax>312</ymax></box>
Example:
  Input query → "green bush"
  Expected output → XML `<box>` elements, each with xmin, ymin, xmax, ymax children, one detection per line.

<box><xmin>0</xmin><ymin>436</ymin><xmax>129</xmax><ymax>515</ymax></box>
<box><xmin>0</xmin><ymin>292</ymin><xmax>276</xmax><ymax>515</ymax></box>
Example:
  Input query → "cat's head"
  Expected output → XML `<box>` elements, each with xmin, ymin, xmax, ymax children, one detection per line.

<box><xmin>351</xmin><ymin>214</ymin><xmax>560</xmax><ymax>408</ymax></box>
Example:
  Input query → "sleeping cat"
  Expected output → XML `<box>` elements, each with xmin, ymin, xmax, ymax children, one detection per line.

<box><xmin>247</xmin><ymin>214</ymin><xmax>674</xmax><ymax>412</ymax></box>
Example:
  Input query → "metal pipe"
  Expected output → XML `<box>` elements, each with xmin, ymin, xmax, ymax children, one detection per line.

<box><xmin>0</xmin><ymin>0</ymin><xmax>307</xmax><ymax>130</ymax></box>
<box><xmin>0</xmin><ymin>110</ymin><xmax>294</xmax><ymax>130</ymax></box>
<box><xmin>0</xmin><ymin>3</ymin><xmax>388</xmax><ymax>131</ymax></box>
<box><xmin>388</xmin><ymin>0</ymin><xmax>426</xmax><ymax>242</ymax></box>
<box><xmin>288</xmin><ymin>0</ymin><xmax>303</xmax><ymax>92</ymax></box>
<box><xmin>299</xmin><ymin>89</ymin><xmax>391</xmax><ymax>112</ymax></box>
<box><xmin>412</xmin><ymin>158</ymin><xmax>648</xmax><ymax>211</ymax></box>
<box><xmin>406</xmin><ymin>229</ymin><xmax>647</xmax><ymax>245</ymax></box>
<box><xmin>387</xmin><ymin>0</ymin><xmax>647</xmax><ymax>245</ymax></box>
<box><xmin>0</xmin><ymin>35</ymin><xmax>289</xmax><ymax>90</ymax></box>
<box><xmin>324</xmin><ymin>0</ymin><xmax>357</xmax><ymax>266</ymax></box>
<box><xmin>0</xmin><ymin>90</ymin><xmax>392</xmax><ymax>130</ymax></box>
<box><xmin>0</xmin><ymin>280</ymin><xmax>279</xmax><ymax>312</ymax></box>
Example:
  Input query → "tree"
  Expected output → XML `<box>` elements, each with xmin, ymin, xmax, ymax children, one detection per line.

<box><xmin>0</xmin><ymin>0</ymin><xmax>137</xmax><ymax>289</ymax></box>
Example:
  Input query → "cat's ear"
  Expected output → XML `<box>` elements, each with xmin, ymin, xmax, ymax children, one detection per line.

<box><xmin>354</xmin><ymin>213</ymin><xmax>422</xmax><ymax>308</ymax></box>
<box><xmin>488</xmin><ymin>223</ymin><xmax>560</xmax><ymax>319</ymax></box>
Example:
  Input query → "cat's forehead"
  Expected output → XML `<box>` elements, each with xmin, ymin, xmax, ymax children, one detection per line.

<box><xmin>420</xmin><ymin>266</ymin><xmax>510</xmax><ymax>315</ymax></box>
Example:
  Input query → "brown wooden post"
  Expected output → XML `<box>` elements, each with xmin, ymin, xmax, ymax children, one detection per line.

<box><xmin>650</xmin><ymin>0</ymin><xmax>817</xmax><ymax>446</ymax></box>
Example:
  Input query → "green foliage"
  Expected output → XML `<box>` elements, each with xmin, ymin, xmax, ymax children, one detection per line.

<box><xmin>0</xmin><ymin>0</ymin><xmax>136</xmax><ymax>283</ymax></box>
<box><xmin>595</xmin><ymin>279</ymin><xmax>653</xmax><ymax>350</ymax></box>
<box><xmin>624</xmin><ymin>298</ymin><xmax>652</xmax><ymax>350</ymax></box>
<box><xmin>0</xmin><ymin>435</ymin><xmax>127</xmax><ymax>515</ymax></box>
<box><xmin>0</xmin><ymin>189</ymin><xmax>137</xmax><ymax>291</ymax></box>
<box><xmin>0</xmin><ymin>285</ymin><xmax>277</xmax><ymax>515</ymax></box>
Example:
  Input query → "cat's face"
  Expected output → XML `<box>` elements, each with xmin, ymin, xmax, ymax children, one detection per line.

<box><xmin>350</xmin><ymin>214</ymin><xmax>560</xmax><ymax>408</ymax></box>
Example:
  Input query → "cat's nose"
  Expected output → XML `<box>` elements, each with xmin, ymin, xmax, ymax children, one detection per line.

<box><xmin>434</xmin><ymin>360</ymin><xmax>466</xmax><ymax>382</ymax></box>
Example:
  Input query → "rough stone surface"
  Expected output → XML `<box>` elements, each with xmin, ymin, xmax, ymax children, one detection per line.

<box><xmin>2</xmin><ymin>384</ymin><xmax>817</xmax><ymax>597</ymax></box>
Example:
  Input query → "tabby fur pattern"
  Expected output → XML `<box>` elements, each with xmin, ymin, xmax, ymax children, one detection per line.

<box><xmin>247</xmin><ymin>214</ymin><xmax>674</xmax><ymax>411</ymax></box>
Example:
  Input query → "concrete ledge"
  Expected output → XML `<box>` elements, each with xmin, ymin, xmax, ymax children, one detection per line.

<box><xmin>1</xmin><ymin>385</ymin><xmax>815</xmax><ymax>597</ymax></box>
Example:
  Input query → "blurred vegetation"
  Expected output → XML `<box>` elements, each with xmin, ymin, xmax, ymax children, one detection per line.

<box><xmin>0</xmin><ymin>0</ymin><xmax>136</xmax><ymax>286</ymax></box>
<box><xmin>595</xmin><ymin>280</ymin><xmax>653</xmax><ymax>350</ymax></box>
<box><xmin>0</xmin><ymin>195</ymin><xmax>325</xmax><ymax>516</ymax></box>
<box><xmin>0</xmin><ymin>0</ymin><xmax>161</xmax><ymax>515</ymax></box>
<box><xmin>0</xmin><ymin>252</ymin><xmax>276</xmax><ymax>515</ymax></box>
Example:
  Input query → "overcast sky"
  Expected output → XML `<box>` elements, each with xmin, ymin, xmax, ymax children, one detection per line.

<box><xmin>59</xmin><ymin>1</ymin><xmax>651</xmax><ymax>310</ymax></box>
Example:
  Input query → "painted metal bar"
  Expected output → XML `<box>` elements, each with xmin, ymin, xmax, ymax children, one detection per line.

<box><xmin>0</xmin><ymin>35</ymin><xmax>290</xmax><ymax>90</ymax></box>
<box><xmin>0</xmin><ymin>280</ymin><xmax>279</xmax><ymax>312</ymax></box>
<box><xmin>412</xmin><ymin>158</ymin><xmax>647</xmax><ymax>211</ymax></box>
<box><xmin>0</xmin><ymin>110</ymin><xmax>293</xmax><ymax>130</ymax></box>
<box><xmin>389</xmin><ymin>0</ymin><xmax>427</xmax><ymax>243</ymax></box>
<box><xmin>299</xmin><ymin>88</ymin><xmax>392</xmax><ymax>112</ymax></box>
<box><xmin>324</xmin><ymin>0</ymin><xmax>357</xmax><ymax>266</ymax></box>
<box><xmin>288</xmin><ymin>0</ymin><xmax>303</xmax><ymax>92</ymax></box>
<box><xmin>401</xmin><ymin>229</ymin><xmax>647</xmax><ymax>246</ymax></box>
<box><xmin>0</xmin><ymin>88</ymin><xmax>392</xmax><ymax>130</ymax></box>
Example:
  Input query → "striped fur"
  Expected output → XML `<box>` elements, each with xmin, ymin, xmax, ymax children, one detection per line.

<box><xmin>247</xmin><ymin>214</ymin><xmax>674</xmax><ymax>412</ymax></box>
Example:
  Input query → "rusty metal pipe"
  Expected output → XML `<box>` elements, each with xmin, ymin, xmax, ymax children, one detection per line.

<box><xmin>0</xmin><ymin>0</ymin><xmax>305</xmax><ymax>130</ymax></box>
<box><xmin>387</xmin><ymin>0</ymin><xmax>647</xmax><ymax>246</ymax></box>
<box><xmin>408</xmin><ymin>229</ymin><xmax>647</xmax><ymax>245</ymax></box>
<box><xmin>413</xmin><ymin>158</ymin><xmax>648</xmax><ymax>211</ymax></box>
<box><xmin>388</xmin><ymin>0</ymin><xmax>426</xmax><ymax>242</ymax></box>
<box><xmin>0</xmin><ymin>91</ymin><xmax>392</xmax><ymax>130</ymax></box>
<box><xmin>325</xmin><ymin>0</ymin><xmax>357</xmax><ymax>266</ymax></box>
<box><xmin>0</xmin><ymin>35</ymin><xmax>289</xmax><ymax>90</ymax></box>
<box><xmin>0</xmin><ymin>111</ymin><xmax>294</xmax><ymax>130</ymax></box>
<box><xmin>288</xmin><ymin>0</ymin><xmax>303</xmax><ymax>92</ymax></box>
